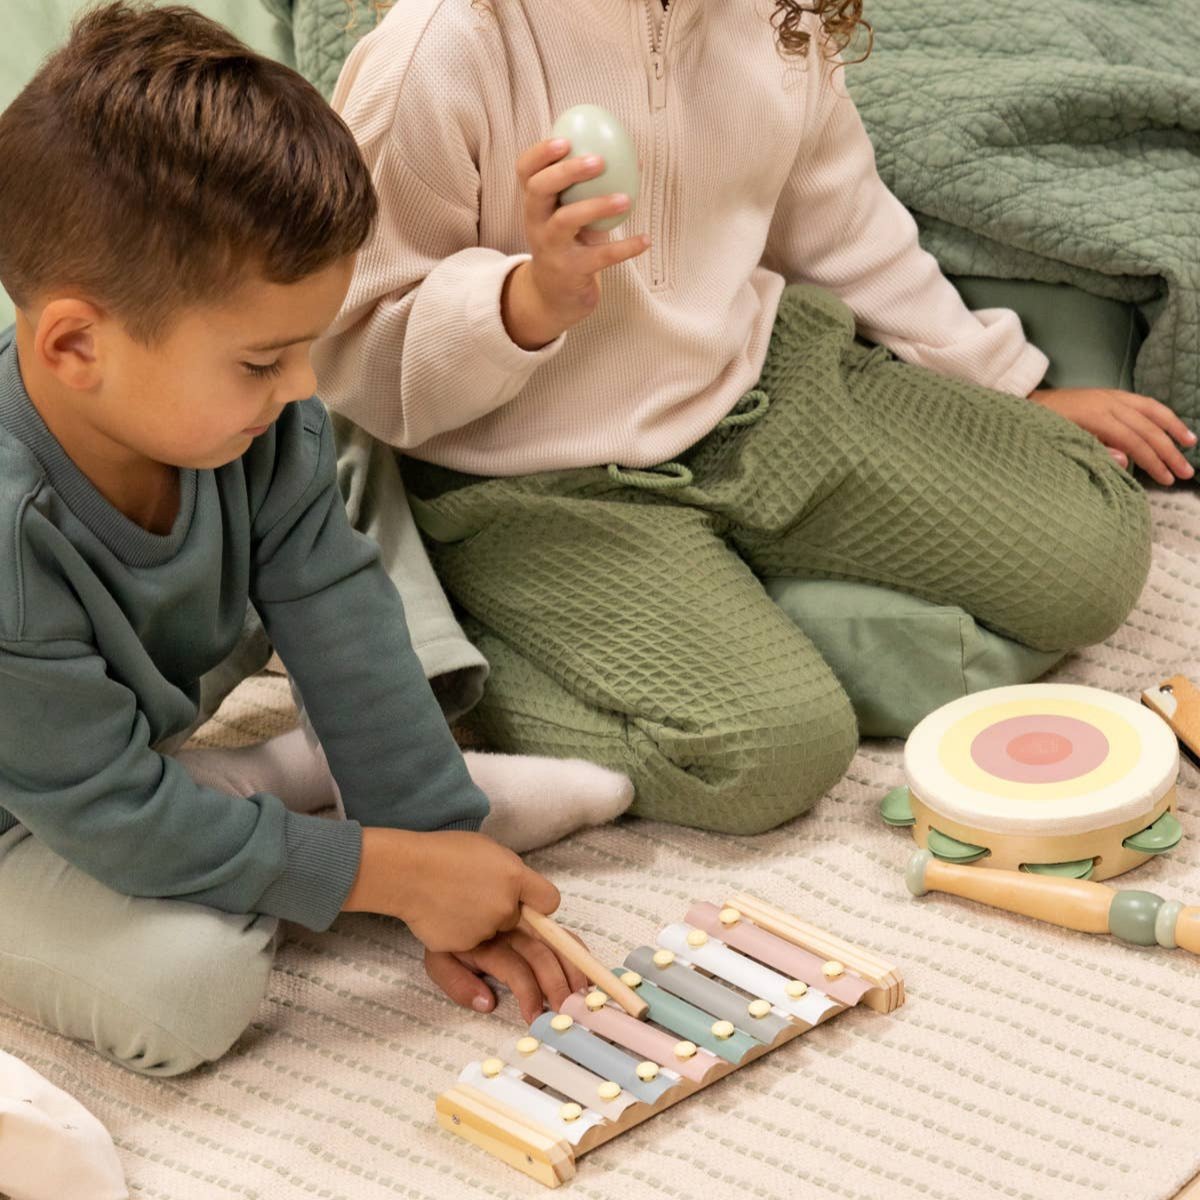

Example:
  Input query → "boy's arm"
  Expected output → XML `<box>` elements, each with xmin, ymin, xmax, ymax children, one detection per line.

<box><xmin>248</xmin><ymin>399</ymin><xmax>488</xmax><ymax>833</ymax></box>
<box><xmin>0</xmin><ymin>638</ymin><xmax>362</xmax><ymax>931</ymax></box>
<box><xmin>763</xmin><ymin>43</ymin><xmax>1048</xmax><ymax>399</ymax></box>
<box><xmin>312</xmin><ymin>30</ymin><xmax>564</xmax><ymax>448</ymax></box>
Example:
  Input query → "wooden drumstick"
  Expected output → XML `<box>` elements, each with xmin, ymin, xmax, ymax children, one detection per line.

<box><xmin>520</xmin><ymin>905</ymin><xmax>650</xmax><ymax>1019</ymax></box>
<box><xmin>905</xmin><ymin>849</ymin><xmax>1200</xmax><ymax>955</ymax></box>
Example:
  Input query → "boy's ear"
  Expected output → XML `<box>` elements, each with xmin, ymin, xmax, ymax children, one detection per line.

<box><xmin>33</xmin><ymin>297</ymin><xmax>107</xmax><ymax>391</ymax></box>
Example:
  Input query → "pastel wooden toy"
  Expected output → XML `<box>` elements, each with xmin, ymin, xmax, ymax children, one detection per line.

<box><xmin>884</xmin><ymin>684</ymin><xmax>1181</xmax><ymax>882</ymax></box>
<box><xmin>550</xmin><ymin>105</ymin><xmax>640</xmax><ymax>233</ymax></box>
<box><xmin>437</xmin><ymin>894</ymin><xmax>904</xmax><ymax>1187</ymax></box>
<box><xmin>906</xmin><ymin>848</ymin><xmax>1200</xmax><ymax>955</ymax></box>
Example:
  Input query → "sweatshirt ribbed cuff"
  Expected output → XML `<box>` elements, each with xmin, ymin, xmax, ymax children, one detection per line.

<box><xmin>255</xmin><ymin>811</ymin><xmax>363</xmax><ymax>932</ymax></box>
<box><xmin>465</xmin><ymin>253</ymin><xmax>567</xmax><ymax>370</ymax></box>
<box><xmin>439</xmin><ymin>815</ymin><xmax>485</xmax><ymax>832</ymax></box>
<box><xmin>996</xmin><ymin>341</ymin><xmax>1051</xmax><ymax>399</ymax></box>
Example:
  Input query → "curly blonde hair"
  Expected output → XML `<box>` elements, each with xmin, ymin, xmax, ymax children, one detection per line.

<box><xmin>342</xmin><ymin>0</ymin><xmax>872</xmax><ymax>62</ymax></box>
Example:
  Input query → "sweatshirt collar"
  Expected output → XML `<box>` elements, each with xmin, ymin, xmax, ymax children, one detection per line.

<box><xmin>0</xmin><ymin>333</ymin><xmax>198</xmax><ymax>568</ymax></box>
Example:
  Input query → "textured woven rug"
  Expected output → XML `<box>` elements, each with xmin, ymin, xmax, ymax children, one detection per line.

<box><xmin>5</xmin><ymin>488</ymin><xmax>1200</xmax><ymax>1200</ymax></box>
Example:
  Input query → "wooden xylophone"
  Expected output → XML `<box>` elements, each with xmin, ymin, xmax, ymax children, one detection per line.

<box><xmin>436</xmin><ymin>893</ymin><xmax>905</xmax><ymax>1187</ymax></box>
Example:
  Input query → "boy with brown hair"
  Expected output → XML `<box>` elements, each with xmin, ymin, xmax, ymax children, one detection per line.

<box><xmin>0</xmin><ymin>2</ymin><xmax>609</xmax><ymax>1075</ymax></box>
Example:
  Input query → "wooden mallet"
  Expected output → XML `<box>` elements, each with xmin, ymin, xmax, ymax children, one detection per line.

<box><xmin>906</xmin><ymin>848</ymin><xmax>1200</xmax><ymax>954</ymax></box>
<box><xmin>520</xmin><ymin>905</ymin><xmax>650</xmax><ymax>1019</ymax></box>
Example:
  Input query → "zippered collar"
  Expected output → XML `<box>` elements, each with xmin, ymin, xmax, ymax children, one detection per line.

<box><xmin>567</xmin><ymin>0</ymin><xmax>701</xmax><ymax>48</ymax></box>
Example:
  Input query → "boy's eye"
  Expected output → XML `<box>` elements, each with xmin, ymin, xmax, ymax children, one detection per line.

<box><xmin>242</xmin><ymin>360</ymin><xmax>283</xmax><ymax>379</ymax></box>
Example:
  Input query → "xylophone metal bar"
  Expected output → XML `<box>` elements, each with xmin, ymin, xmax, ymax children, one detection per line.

<box><xmin>624</xmin><ymin>944</ymin><xmax>791</xmax><ymax>1042</ymax></box>
<box><xmin>726</xmin><ymin>893</ymin><xmax>905</xmax><ymax>1011</ymax></box>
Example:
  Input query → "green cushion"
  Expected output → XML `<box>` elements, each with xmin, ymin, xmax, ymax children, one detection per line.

<box><xmin>950</xmin><ymin>275</ymin><xmax>1146</xmax><ymax>393</ymax></box>
<box><xmin>765</xmin><ymin>579</ymin><xmax>1066</xmax><ymax>738</ymax></box>
<box><xmin>0</xmin><ymin>0</ymin><xmax>295</xmax><ymax>329</ymax></box>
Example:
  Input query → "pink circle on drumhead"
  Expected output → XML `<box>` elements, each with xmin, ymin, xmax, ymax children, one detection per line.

<box><xmin>969</xmin><ymin>715</ymin><xmax>1109</xmax><ymax>784</ymax></box>
<box><xmin>1007</xmin><ymin>731</ymin><xmax>1072</xmax><ymax>766</ymax></box>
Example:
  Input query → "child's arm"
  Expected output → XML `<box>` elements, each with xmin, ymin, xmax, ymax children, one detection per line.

<box><xmin>247</xmin><ymin>398</ymin><xmax>488</xmax><ymax>836</ymax></box>
<box><xmin>313</xmin><ymin>28</ymin><xmax>565</xmax><ymax>448</ymax></box>
<box><xmin>0</xmin><ymin>638</ymin><xmax>362</xmax><ymax>932</ymax></box>
<box><xmin>762</xmin><ymin>42</ymin><xmax>1048</xmax><ymax>400</ymax></box>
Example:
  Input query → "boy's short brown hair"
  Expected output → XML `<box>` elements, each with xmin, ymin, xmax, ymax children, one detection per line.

<box><xmin>0</xmin><ymin>2</ymin><xmax>376</xmax><ymax>339</ymax></box>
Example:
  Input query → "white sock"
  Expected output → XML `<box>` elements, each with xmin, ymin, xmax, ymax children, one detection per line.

<box><xmin>178</xmin><ymin>737</ymin><xmax>633</xmax><ymax>848</ymax></box>
<box><xmin>175</xmin><ymin>727</ymin><xmax>341</xmax><ymax>814</ymax></box>
<box><xmin>469</xmin><ymin>752</ymin><xmax>634</xmax><ymax>853</ymax></box>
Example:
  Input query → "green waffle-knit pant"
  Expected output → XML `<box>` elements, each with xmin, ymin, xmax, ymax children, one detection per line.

<box><xmin>403</xmin><ymin>285</ymin><xmax>1152</xmax><ymax>835</ymax></box>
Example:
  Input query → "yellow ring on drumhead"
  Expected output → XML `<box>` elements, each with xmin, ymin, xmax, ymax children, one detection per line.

<box><xmin>937</xmin><ymin>698</ymin><xmax>1139</xmax><ymax>802</ymax></box>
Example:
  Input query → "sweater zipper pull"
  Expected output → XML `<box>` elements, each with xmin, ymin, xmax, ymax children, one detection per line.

<box><xmin>650</xmin><ymin>51</ymin><xmax>666</xmax><ymax>110</ymax></box>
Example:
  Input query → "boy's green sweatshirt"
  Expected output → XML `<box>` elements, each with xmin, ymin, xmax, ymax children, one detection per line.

<box><xmin>0</xmin><ymin>332</ymin><xmax>487</xmax><ymax>931</ymax></box>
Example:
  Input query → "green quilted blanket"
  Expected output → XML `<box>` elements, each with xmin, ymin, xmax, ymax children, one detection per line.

<box><xmin>846</xmin><ymin>0</ymin><xmax>1200</xmax><ymax>451</ymax></box>
<box><xmin>260</xmin><ymin>0</ymin><xmax>370</xmax><ymax>100</ymax></box>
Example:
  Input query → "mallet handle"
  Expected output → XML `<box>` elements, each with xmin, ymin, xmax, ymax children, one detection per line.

<box><xmin>1177</xmin><ymin>908</ymin><xmax>1200</xmax><ymax>955</ymax></box>
<box><xmin>917</xmin><ymin>854</ymin><xmax>1112</xmax><ymax>933</ymax></box>
<box><xmin>520</xmin><ymin>906</ymin><xmax>650</xmax><ymax>1020</ymax></box>
<box><xmin>906</xmin><ymin>850</ymin><xmax>1199</xmax><ymax>956</ymax></box>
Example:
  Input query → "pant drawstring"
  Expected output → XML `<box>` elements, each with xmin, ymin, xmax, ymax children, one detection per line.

<box><xmin>606</xmin><ymin>388</ymin><xmax>771</xmax><ymax>489</ymax></box>
<box><xmin>717</xmin><ymin>389</ymin><xmax>771</xmax><ymax>428</ymax></box>
<box><xmin>606</xmin><ymin>461</ymin><xmax>694</xmax><ymax>489</ymax></box>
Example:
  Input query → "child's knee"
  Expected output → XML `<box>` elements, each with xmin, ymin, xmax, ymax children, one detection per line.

<box><xmin>0</xmin><ymin>905</ymin><xmax>279</xmax><ymax>1078</ymax></box>
<box><xmin>108</xmin><ymin>912</ymin><xmax>280</xmax><ymax>1076</ymax></box>
<box><xmin>638</xmin><ymin>685</ymin><xmax>858</xmax><ymax>835</ymax></box>
<box><xmin>1031</xmin><ymin>480</ymin><xmax>1151</xmax><ymax>651</ymax></box>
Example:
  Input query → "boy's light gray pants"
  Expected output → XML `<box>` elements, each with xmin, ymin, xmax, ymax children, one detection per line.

<box><xmin>0</xmin><ymin>820</ymin><xmax>279</xmax><ymax>1077</ymax></box>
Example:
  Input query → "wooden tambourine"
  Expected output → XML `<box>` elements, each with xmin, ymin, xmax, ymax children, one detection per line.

<box><xmin>882</xmin><ymin>684</ymin><xmax>1182</xmax><ymax>882</ymax></box>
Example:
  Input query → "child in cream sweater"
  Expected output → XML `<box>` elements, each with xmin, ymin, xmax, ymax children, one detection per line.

<box><xmin>316</xmin><ymin>0</ymin><xmax>1181</xmax><ymax>834</ymax></box>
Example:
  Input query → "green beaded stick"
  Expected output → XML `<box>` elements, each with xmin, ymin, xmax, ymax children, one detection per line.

<box><xmin>905</xmin><ymin>849</ymin><xmax>1200</xmax><ymax>953</ymax></box>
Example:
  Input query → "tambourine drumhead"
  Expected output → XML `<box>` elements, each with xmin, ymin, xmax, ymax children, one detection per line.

<box><xmin>904</xmin><ymin>684</ymin><xmax>1178</xmax><ymax>838</ymax></box>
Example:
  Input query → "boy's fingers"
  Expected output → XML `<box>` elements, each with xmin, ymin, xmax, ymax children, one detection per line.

<box><xmin>510</xmin><ymin>931</ymin><xmax>574</xmax><ymax>1012</ymax></box>
<box><xmin>425</xmin><ymin>949</ymin><xmax>495</xmax><ymax>1013</ymax></box>
<box><xmin>477</xmin><ymin>942</ymin><xmax>543</xmax><ymax>1024</ymax></box>
<box><xmin>520</xmin><ymin>869</ymin><xmax>561</xmax><ymax>917</ymax></box>
<box><xmin>1106</xmin><ymin>446</ymin><xmax>1129</xmax><ymax>469</ymax></box>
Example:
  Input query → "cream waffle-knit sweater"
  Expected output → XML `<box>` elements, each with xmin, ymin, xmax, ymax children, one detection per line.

<box><xmin>314</xmin><ymin>0</ymin><xmax>1050</xmax><ymax>475</ymax></box>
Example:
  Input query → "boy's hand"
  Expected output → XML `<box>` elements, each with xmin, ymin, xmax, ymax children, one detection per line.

<box><xmin>502</xmin><ymin>138</ymin><xmax>650</xmax><ymax>350</ymax></box>
<box><xmin>425</xmin><ymin>928</ymin><xmax>589</xmax><ymax>1024</ymax></box>
<box><xmin>1030</xmin><ymin>386</ymin><xmax>1196</xmax><ymax>485</ymax></box>
<box><xmin>342</xmin><ymin>828</ymin><xmax>560</xmax><ymax>953</ymax></box>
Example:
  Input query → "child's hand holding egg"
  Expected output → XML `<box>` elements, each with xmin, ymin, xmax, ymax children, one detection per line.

<box><xmin>550</xmin><ymin>104</ymin><xmax>640</xmax><ymax>232</ymax></box>
<box><xmin>503</xmin><ymin>105</ymin><xmax>648</xmax><ymax>350</ymax></box>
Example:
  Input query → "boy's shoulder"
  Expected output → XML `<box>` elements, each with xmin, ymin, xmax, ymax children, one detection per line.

<box><xmin>0</xmin><ymin>426</ymin><xmax>62</xmax><ymax>642</ymax></box>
